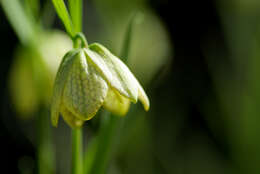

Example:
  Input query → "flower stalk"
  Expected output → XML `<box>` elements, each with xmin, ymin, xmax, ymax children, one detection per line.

<box><xmin>51</xmin><ymin>1</ymin><xmax>149</xmax><ymax>174</ymax></box>
<box><xmin>69</xmin><ymin>1</ymin><xmax>84</xmax><ymax>174</ymax></box>
<box><xmin>71</xmin><ymin>128</ymin><xmax>83</xmax><ymax>174</ymax></box>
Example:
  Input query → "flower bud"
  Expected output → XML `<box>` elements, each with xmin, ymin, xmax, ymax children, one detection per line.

<box><xmin>51</xmin><ymin>43</ymin><xmax>149</xmax><ymax>128</ymax></box>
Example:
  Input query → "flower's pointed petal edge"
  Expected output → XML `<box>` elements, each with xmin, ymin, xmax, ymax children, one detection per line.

<box><xmin>103</xmin><ymin>88</ymin><xmax>131</xmax><ymax>116</ymax></box>
<box><xmin>51</xmin><ymin>49</ymin><xmax>79</xmax><ymax>127</ymax></box>
<box><xmin>60</xmin><ymin>104</ymin><xmax>84</xmax><ymax>128</ymax></box>
<box><xmin>62</xmin><ymin>50</ymin><xmax>108</xmax><ymax>121</ymax></box>
<box><xmin>84</xmin><ymin>43</ymin><xmax>138</xmax><ymax>103</ymax></box>
<box><xmin>136</xmin><ymin>80</ymin><xmax>150</xmax><ymax>111</ymax></box>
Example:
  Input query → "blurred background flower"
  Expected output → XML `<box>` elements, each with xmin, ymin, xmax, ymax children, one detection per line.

<box><xmin>9</xmin><ymin>31</ymin><xmax>72</xmax><ymax>118</ymax></box>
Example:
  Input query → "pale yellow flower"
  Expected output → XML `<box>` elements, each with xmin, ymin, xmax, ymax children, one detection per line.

<box><xmin>51</xmin><ymin>43</ymin><xmax>149</xmax><ymax>128</ymax></box>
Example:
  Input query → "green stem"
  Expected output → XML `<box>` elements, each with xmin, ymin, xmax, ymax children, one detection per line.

<box><xmin>73</xmin><ymin>32</ymin><xmax>89</xmax><ymax>48</ymax></box>
<box><xmin>72</xmin><ymin>128</ymin><xmax>83</xmax><ymax>174</ymax></box>
<box><xmin>70</xmin><ymin>0</ymin><xmax>84</xmax><ymax>172</ymax></box>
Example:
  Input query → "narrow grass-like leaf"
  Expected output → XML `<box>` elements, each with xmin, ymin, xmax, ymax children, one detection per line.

<box><xmin>52</xmin><ymin>0</ymin><xmax>74</xmax><ymax>37</ymax></box>
<box><xmin>69</xmin><ymin>0</ymin><xmax>82</xmax><ymax>33</ymax></box>
<box><xmin>25</xmin><ymin>0</ymin><xmax>40</xmax><ymax>20</ymax></box>
<box><xmin>120</xmin><ymin>13</ymin><xmax>143</xmax><ymax>63</ymax></box>
<box><xmin>0</xmin><ymin>0</ymin><xmax>35</xmax><ymax>45</ymax></box>
<box><xmin>41</xmin><ymin>0</ymin><xmax>56</xmax><ymax>28</ymax></box>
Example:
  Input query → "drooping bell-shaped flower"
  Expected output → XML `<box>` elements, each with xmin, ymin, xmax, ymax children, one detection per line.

<box><xmin>51</xmin><ymin>43</ymin><xmax>149</xmax><ymax>128</ymax></box>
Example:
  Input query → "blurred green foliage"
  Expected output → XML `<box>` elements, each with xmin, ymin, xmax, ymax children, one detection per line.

<box><xmin>5</xmin><ymin>0</ymin><xmax>260</xmax><ymax>174</ymax></box>
<box><xmin>203</xmin><ymin>0</ymin><xmax>260</xmax><ymax>174</ymax></box>
<box><xmin>9</xmin><ymin>31</ymin><xmax>72</xmax><ymax>118</ymax></box>
<box><xmin>90</xmin><ymin>0</ymin><xmax>171</xmax><ymax>84</ymax></box>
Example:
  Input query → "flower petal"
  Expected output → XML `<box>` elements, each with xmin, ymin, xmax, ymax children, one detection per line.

<box><xmin>137</xmin><ymin>81</ymin><xmax>150</xmax><ymax>111</ymax></box>
<box><xmin>103</xmin><ymin>88</ymin><xmax>131</xmax><ymax>116</ymax></box>
<box><xmin>60</xmin><ymin>104</ymin><xmax>84</xmax><ymax>128</ymax></box>
<box><xmin>51</xmin><ymin>49</ymin><xmax>79</xmax><ymax>127</ymax></box>
<box><xmin>62</xmin><ymin>50</ymin><xmax>108</xmax><ymax>121</ymax></box>
<box><xmin>84</xmin><ymin>43</ymin><xmax>138</xmax><ymax>102</ymax></box>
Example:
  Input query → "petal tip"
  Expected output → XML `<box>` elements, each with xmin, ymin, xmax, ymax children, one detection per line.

<box><xmin>51</xmin><ymin>114</ymin><xmax>59</xmax><ymax>127</ymax></box>
<box><xmin>137</xmin><ymin>85</ymin><xmax>150</xmax><ymax>112</ymax></box>
<box><xmin>143</xmin><ymin>100</ymin><xmax>150</xmax><ymax>111</ymax></box>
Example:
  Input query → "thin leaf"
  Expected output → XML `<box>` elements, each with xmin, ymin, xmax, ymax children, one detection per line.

<box><xmin>0</xmin><ymin>0</ymin><xmax>35</xmax><ymax>45</ymax></box>
<box><xmin>25</xmin><ymin>0</ymin><xmax>40</xmax><ymax>20</ymax></box>
<box><xmin>41</xmin><ymin>0</ymin><xmax>56</xmax><ymax>28</ymax></box>
<box><xmin>69</xmin><ymin>0</ymin><xmax>82</xmax><ymax>33</ymax></box>
<box><xmin>120</xmin><ymin>12</ymin><xmax>143</xmax><ymax>63</ymax></box>
<box><xmin>52</xmin><ymin>0</ymin><xmax>74</xmax><ymax>37</ymax></box>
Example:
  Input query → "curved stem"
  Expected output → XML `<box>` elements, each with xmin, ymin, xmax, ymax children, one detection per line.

<box><xmin>73</xmin><ymin>32</ymin><xmax>88</xmax><ymax>48</ymax></box>
<box><xmin>72</xmin><ymin>128</ymin><xmax>83</xmax><ymax>174</ymax></box>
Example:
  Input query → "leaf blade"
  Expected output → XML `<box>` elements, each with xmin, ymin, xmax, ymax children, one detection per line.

<box><xmin>52</xmin><ymin>0</ymin><xmax>74</xmax><ymax>37</ymax></box>
<box><xmin>68</xmin><ymin>0</ymin><xmax>82</xmax><ymax>33</ymax></box>
<box><xmin>0</xmin><ymin>0</ymin><xmax>35</xmax><ymax>44</ymax></box>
